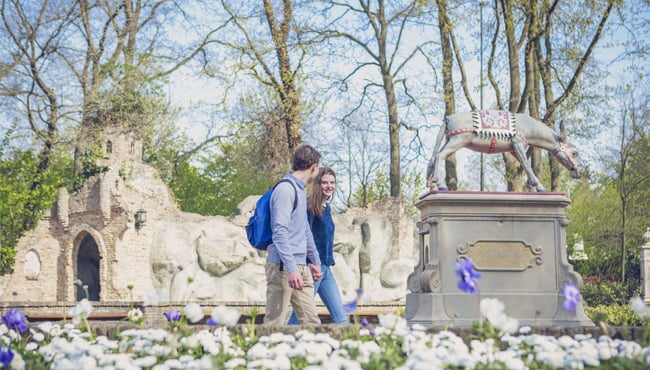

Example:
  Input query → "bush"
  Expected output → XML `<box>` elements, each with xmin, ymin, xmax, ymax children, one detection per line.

<box><xmin>581</xmin><ymin>278</ymin><xmax>629</xmax><ymax>306</ymax></box>
<box><xmin>584</xmin><ymin>304</ymin><xmax>644</xmax><ymax>327</ymax></box>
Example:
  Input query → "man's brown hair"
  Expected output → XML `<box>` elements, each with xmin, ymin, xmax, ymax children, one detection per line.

<box><xmin>292</xmin><ymin>144</ymin><xmax>321</xmax><ymax>171</ymax></box>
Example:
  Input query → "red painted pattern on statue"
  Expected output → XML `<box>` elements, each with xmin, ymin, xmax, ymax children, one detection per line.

<box><xmin>489</xmin><ymin>136</ymin><xmax>497</xmax><ymax>153</ymax></box>
<box><xmin>446</xmin><ymin>128</ymin><xmax>475</xmax><ymax>138</ymax></box>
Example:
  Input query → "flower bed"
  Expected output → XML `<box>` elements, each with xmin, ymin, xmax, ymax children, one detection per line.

<box><xmin>2</xmin><ymin>260</ymin><xmax>650</xmax><ymax>369</ymax></box>
<box><xmin>2</xmin><ymin>303</ymin><xmax>650</xmax><ymax>369</ymax></box>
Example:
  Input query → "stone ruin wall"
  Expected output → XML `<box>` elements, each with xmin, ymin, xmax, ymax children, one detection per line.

<box><xmin>0</xmin><ymin>132</ymin><xmax>419</xmax><ymax>305</ymax></box>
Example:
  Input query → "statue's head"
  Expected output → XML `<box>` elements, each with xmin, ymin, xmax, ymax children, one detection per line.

<box><xmin>552</xmin><ymin>141</ymin><xmax>583</xmax><ymax>179</ymax></box>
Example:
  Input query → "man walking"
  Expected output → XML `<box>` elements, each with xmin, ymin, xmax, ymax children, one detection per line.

<box><xmin>264</xmin><ymin>144</ymin><xmax>323</xmax><ymax>326</ymax></box>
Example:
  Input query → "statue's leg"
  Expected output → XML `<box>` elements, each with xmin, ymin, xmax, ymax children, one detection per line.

<box><xmin>427</xmin><ymin>152</ymin><xmax>443</xmax><ymax>191</ymax></box>
<box><xmin>432</xmin><ymin>137</ymin><xmax>466</xmax><ymax>190</ymax></box>
<box><xmin>427</xmin><ymin>124</ymin><xmax>449</xmax><ymax>191</ymax></box>
<box><xmin>426</xmin><ymin>142</ymin><xmax>449</xmax><ymax>191</ymax></box>
<box><xmin>426</xmin><ymin>156</ymin><xmax>439</xmax><ymax>190</ymax></box>
<box><xmin>512</xmin><ymin>141</ymin><xmax>546</xmax><ymax>192</ymax></box>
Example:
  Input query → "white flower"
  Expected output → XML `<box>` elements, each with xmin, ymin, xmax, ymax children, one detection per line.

<box><xmin>302</xmin><ymin>341</ymin><xmax>332</xmax><ymax>364</ymax></box>
<box><xmin>10</xmin><ymin>352</ymin><xmax>25</xmax><ymax>370</ymax></box>
<box><xmin>225</xmin><ymin>357</ymin><xmax>247</xmax><ymax>369</ymax></box>
<box><xmin>494</xmin><ymin>350</ymin><xmax>526</xmax><ymax>370</ymax></box>
<box><xmin>32</xmin><ymin>332</ymin><xmax>45</xmax><ymax>342</ymax></box>
<box><xmin>8</xmin><ymin>329</ymin><xmax>19</xmax><ymax>341</ymax></box>
<box><xmin>181</xmin><ymin>334</ymin><xmax>199</xmax><ymax>349</ymax></box>
<box><xmin>37</xmin><ymin>322</ymin><xmax>52</xmax><ymax>334</ymax></box>
<box><xmin>248</xmin><ymin>342</ymin><xmax>270</xmax><ymax>360</ymax></box>
<box><xmin>49</xmin><ymin>325</ymin><xmax>63</xmax><ymax>337</ymax></box>
<box><xmin>480</xmin><ymin>298</ymin><xmax>519</xmax><ymax>334</ymax></box>
<box><xmin>163</xmin><ymin>359</ymin><xmax>183</xmax><ymax>368</ymax></box>
<box><xmin>210</xmin><ymin>305</ymin><xmax>241</xmax><ymax>327</ymax></box>
<box><xmin>183</xmin><ymin>302</ymin><xmax>204</xmax><ymax>323</ymax></box>
<box><xmin>270</xmin><ymin>342</ymin><xmax>294</xmax><ymax>359</ymax></box>
<box><xmin>630</xmin><ymin>296</ymin><xmax>650</xmax><ymax>320</ymax></box>
<box><xmin>128</xmin><ymin>308</ymin><xmax>144</xmax><ymax>322</ymax></box>
<box><xmin>378</xmin><ymin>313</ymin><xmax>408</xmax><ymax>332</ymax></box>
<box><xmin>68</xmin><ymin>299</ymin><xmax>94</xmax><ymax>326</ymax></box>
<box><xmin>76</xmin><ymin>356</ymin><xmax>98</xmax><ymax>370</ymax></box>
<box><xmin>133</xmin><ymin>355</ymin><xmax>158</xmax><ymax>368</ymax></box>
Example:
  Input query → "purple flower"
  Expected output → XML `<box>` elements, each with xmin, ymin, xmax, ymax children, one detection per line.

<box><xmin>360</xmin><ymin>318</ymin><xmax>369</xmax><ymax>327</ymax></box>
<box><xmin>206</xmin><ymin>317</ymin><xmax>218</xmax><ymax>326</ymax></box>
<box><xmin>163</xmin><ymin>309</ymin><xmax>181</xmax><ymax>322</ymax></box>
<box><xmin>455</xmin><ymin>259</ymin><xmax>481</xmax><ymax>294</ymax></box>
<box><xmin>0</xmin><ymin>345</ymin><xmax>14</xmax><ymax>367</ymax></box>
<box><xmin>562</xmin><ymin>283</ymin><xmax>581</xmax><ymax>311</ymax></box>
<box><xmin>343</xmin><ymin>289</ymin><xmax>364</xmax><ymax>313</ymax></box>
<box><xmin>2</xmin><ymin>308</ymin><xmax>28</xmax><ymax>333</ymax></box>
<box><xmin>343</xmin><ymin>299</ymin><xmax>358</xmax><ymax>313</ymax></box>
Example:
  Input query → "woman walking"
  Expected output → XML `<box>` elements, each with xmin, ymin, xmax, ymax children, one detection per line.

<box><xmin>288</xmin><ymin>167</ymin><xmax>349</xmax><ymax>324</ymax></box>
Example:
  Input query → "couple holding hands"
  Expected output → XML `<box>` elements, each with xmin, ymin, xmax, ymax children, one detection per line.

<box><xmin>263</xmin><ymin>144</ymin><xmax>349</xmax><ymax>326</ymax></box>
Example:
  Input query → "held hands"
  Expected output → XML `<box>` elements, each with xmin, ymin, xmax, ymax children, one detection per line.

<box><xmin>287</xmin><ymin>270</ymin><xmax>304</xmax><ymax>290</ymax></box>
<box><xmin>288</xmin><ymin>264</ymin><xmax>322</xmax><ymax>290</ymax></box>
<box><xmin>308</xmin><ymin>263</ymin><xmax>322</xmax><ymax>282</ymax></box>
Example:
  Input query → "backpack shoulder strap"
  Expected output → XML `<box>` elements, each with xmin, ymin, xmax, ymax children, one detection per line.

<box><xmin>274</xmin><ymin>179</ymin><xmax>298</xmax><ymax>211</ymax></box>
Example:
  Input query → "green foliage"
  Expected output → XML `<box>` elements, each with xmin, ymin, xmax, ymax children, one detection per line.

<box><xmin>348</xmin><ymin>167</ymin><xmax>424</xmax><ymax>214</ymax></box>
<box><xmin>584</xmin><ymin>304</ymin><xmax>643</xmax><ymax>327</ymax></box>
<box><xmin>0</xmin><ymin>149</ymin><xmax>73</xmax><ymax>274</ymax></box>
<box><xmin>567</xmin><ymin>178</ymin><xmax>622</xmax><ymax>275</ymax></box>
<box><xmin>168</xmin><ymin>161</ymin><xmax>222</xmax><ymax>215</ymax></box>
<box><xmin>145</xmin><ymin>102</ymin><xmax>284</xmax><ymax>216</ymax></box>
<box><xmin>581</xmin><ymin>278</ymin><xmax>630</xmax><ymax>307</ymax></box>
<box><xmin>471</xmin><ymin>321</ymin><xmax>502</xmax><ymax>342</ymax></box>
<box><xmin>76</xmin><ymin>142</ymin><xmax>108</xmax><ymax>186</ymax></box>
<box><xmin>364</xmin><ymin>333</ymin><xmax>406</xmax><ymax>369</ymax></box>
<box><xmin>165</xmin><ymin>137</ymin><xmax>278</xmax><ymax>216</ymax></box>
<box><xmin>351</xmin><ymin>170</ymin><xmax>390</xmax><ymax>208</ymax></box>
<box><xmin>567</xmin><ymin>153</ymin><xmax>646</xmax><ymax>297</ymax></box>
<box><xmin>400</xmin><ymin>168</ymin><xmax>425</xmax><ymax>216</ymax></box>
<box><xmin>200</xmin><ymin>141</ymin><xmax>276</xmax><ymax>215</ymax></box>
<box><xmin>96</xmin><ymin>59</ymin><xmax>170</xmax><ymax>135</ymax></box>
<box><xmin>143</xmin><ymin>119</ymin><xmax>193</xmax><ymax>183</ymax></box>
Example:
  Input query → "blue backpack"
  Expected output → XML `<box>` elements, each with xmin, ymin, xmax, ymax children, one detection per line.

<box><xmin>246</xmin><ymin>179</ymin><xmax>298</xmax><ymax>250</ymax></box>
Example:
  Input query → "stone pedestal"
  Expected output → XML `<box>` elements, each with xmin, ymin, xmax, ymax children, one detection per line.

<box><xmin>405</xmin><ymin>191</ymin><xmax>593</xmax><ymax>327</ymax></box>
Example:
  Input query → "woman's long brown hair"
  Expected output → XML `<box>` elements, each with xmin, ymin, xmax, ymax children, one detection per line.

<box><xmin>308</xmin><ymin>167</ymin><xmax>336</xmax><ymax>218</ymax></box>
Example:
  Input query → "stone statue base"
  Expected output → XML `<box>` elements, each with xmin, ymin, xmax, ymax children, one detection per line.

<box><xmin>405</xmin><ymin>191</ymin><xmax>593</xmax><ymax>327</ymax></box>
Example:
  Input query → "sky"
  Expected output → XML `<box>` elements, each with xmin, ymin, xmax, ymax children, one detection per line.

<box><xmin>150</xmin><ymin>2</ymin><xmax>650</xmax><ymax>195</ymax></box>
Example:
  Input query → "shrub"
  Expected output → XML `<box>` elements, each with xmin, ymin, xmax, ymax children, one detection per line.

<box><xmin>581</xmin><ymin>278</ymin><xmax>629</xmax><ymax>306</ymax></box>
<box><xmin>584</xmin><ymin>304</ymin><xmax>644</xmax><ymax>327</ymax></box>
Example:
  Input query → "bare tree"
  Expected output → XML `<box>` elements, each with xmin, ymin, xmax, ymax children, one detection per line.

<box><xmin>478</xmin><ymin>0</ymin><xmax>616</xmax><ymax>191</ymax></box>
<box><xmin>0</xmin><ymin>0</ymin><xmax>78</xmax><ymax>187</ymax></box>
<box><xmin>0</xmin><ymin>0</ymin><xmax>221</xmax><ymax>187</ymax></box>
<box><xmin>310</xmin><ymin>0</ymin><xmax>431</xmax><ymax>197</ymax></box>
<box><xmin>533</xmin><ymin>0</ymin><xmax>615</xmax><ymax>191</ymax></box>
<box><xmin>435</xmin><ymin>0</ymin><xmax>458</xmax><ymax>190</ymax></box>
<box><xmin>329</xmin><ymin>110</ymin><xmax>386</xmax><ymax>208</ymax></box>
<box><xmin>610</xmin><ymin>90</ymin><xmax>650</xmax><ymax>284</ymax></box>
<box><xmin>214</xmin><ymin>0</ymin><xmax>307</xmax><ymax>157</ymax></box>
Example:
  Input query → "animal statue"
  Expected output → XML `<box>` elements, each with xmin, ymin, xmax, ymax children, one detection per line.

<box><xmin>426</xmin><ymin>110</ymin><xmax>584</xmax><ymax>192</ymax></box>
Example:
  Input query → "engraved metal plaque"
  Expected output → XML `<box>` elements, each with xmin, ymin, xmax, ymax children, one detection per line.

<box><xmin>463</xmin><ymin>241</ymin><xmax>542</xmax><ymax>271</ymax></box>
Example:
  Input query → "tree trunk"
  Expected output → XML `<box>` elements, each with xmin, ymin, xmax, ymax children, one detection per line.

<box><xmin>264</xmin><ymin>0</ymin><xmax>302</xmax><ymax>153</ymax></box>
<box><xmin>500</xmin><ymin>0</ymin><xmax>526</xmax><ymax>191</ymax></box>
<box><xmin>437</xmin><ymin>0</ymin><xmax>457</xmax><ymax>190</ymax></box>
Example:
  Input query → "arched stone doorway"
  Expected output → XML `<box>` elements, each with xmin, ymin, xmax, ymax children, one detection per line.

<box><xmin>76</xmin><ymin>234</ymin><xmax>101</xmax><ymax>301</ymax></box>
